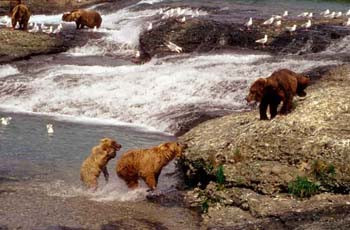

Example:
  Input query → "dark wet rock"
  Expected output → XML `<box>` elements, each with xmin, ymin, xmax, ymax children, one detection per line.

<box><xmin>139</xmin><ymin>17</ymin><xmax>350</xmax><ymax>60</ymax></box>
<box><xmin>101</xmin><ymin>219</ymin><xmax>168</xmax><ymax>230</ymax></box>
<box><xmin>178</xmin><ymin>65</ymin><xmax>350</xmax><ymax>228</ymax></box>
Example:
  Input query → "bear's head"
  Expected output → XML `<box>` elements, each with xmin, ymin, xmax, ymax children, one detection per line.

<box><xmin>159</xmin><ymin>142</ymin><xmax>186</xmax><ymax>158</ymax></box>
<box><xmin>246</xmin><ymin>78</ymin><xmax>267</xmax><ymax>103</ymax></box>
<box><xmin>100</xmin><ymin>137</ymin><xmax>122</xmax><ymax>158</ymax></box>
<box><xmin>296</xmin><ymin>75</ymin><xmax>310</xmax><ymax>97</ymax></box>
<box><xmin>62</xmin><ymin>10</ymin><xmax>82</xmax><ymax>22</ymax></box>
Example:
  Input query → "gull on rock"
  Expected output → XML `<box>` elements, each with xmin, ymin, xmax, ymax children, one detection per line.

<box><xmin>41</xmin><ymin>23</ymin><xmax>48</xmax><ymax>30</ymax></box>
<box><xmin>326</xmin><ymin>11</ymin><xmax>336</xmax><ymax>19</ymax></box>
<box><xmin>43</xmin><ymin>26</ymin><xmax>53</xmax><ymax>34</ymax></box>
<box><xmin>320</xmin><ymin>9</ymin><xmax>330</xmax><ymax>16</ymax></box>
<box><xmin>346</xmin><ymin>9</ymin><xmax>350</xmax><ymax>16</ymax></box>
<box><xmin>275</xmin><ymin>20</ymin><xmax>282</xmax><ymax>27</ymax></box>
<box><xmin>147</xmin><ymin>22</ymin><xmax>152</xmax><ymax>31</ymax></box>
<box><xmin>335</xmin><ymin>12</ymin><xmax>342</xmax><ymax>18</ymax></box>
<box><xmin>165</xmin><ymin>41</ymin><xmax>183</xmax><ymax>53</ymax></box>
<box><xmin>286</xmin><ymin>24</ymin><xmax>297</xmax><ymax>32</ymax></box>
<box><xmin>263</xmin><ymin>17</ymin><xmax>274</xmax><ymax>25</ymax></box>
<box><xmin>283</xmin><ymin>11</ymin><xmax>288</xmax><ymax>17</ymax></box>
<box><xmin>307</xmin><ymin>12</ymin><xmax>313</xmax><ymax>18</ymax></box>
<box><xmin>255</xmin><ymin>34</ymin><xmax>268</xmax><ymax>46</ymax></box>
<box><xmin>29</xmin><ymin>24</ymin><xmax>39</xmax><ymax>33</ymax></box>
<box><xmin>302</xmin><ymin>20</ymin><xmax>312</xmax><ymax>29</ymax></box>
<box><xmin>245</xmin><ymin>17</ymin><xmax>253</xmax><ymax>28</ymax></box>
<box><xmin>1</xmin><ymin>117</ymin><xmax>12</xmax><ymax>125</ymax></box>
<box><xmin>298</xmin><ymin>12</ymin><xmax>309</xmax><ymax>17</ymax></box>
<box><xmin>46</xmin><ymin>124</ymin><xmax>54</xmax><ymax>134</ymax></box>
<box><xmin>345</xmin><ymin>18</ymin><xmax>350</xmax><ymax>26</ymax></box>
<box><xmin>53</xmin><ymin>24</ymin><xmax>62</xmax><ymax>34</ymax></box>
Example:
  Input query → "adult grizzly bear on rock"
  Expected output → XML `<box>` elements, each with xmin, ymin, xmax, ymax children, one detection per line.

<box><xmin>11</xmin><ymin>3</ymin><xmax>30</xmax><ymax>30</ymax></box>
<box><xmin>62</xmin><ymin>9</ymin><xmax>102</xmax><ymax>29</ymax></box>
<box><xmin>246</xmin><ymin>69</ymin><xmax>310</xmax><ymax>120</ymax></box>
<box><xmin>116</xmin><ymin>142</ymin><xmax>184</xmax><ymax>190</ymax></box>
<box><xmin>80</xmin><ymin>138</ymin><xmax>122</xmax><ymax>190</ymax></box>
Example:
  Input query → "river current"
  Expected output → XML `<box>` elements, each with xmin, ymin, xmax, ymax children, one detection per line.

<box><xmin>1</xmin><ymin>0</ymin><xmax>350</xmax><ymax>228</ymax></box>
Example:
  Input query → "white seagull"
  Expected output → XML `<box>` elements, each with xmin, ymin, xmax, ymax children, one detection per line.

<box><xmin>335</xmin><ymin>12</ymin><xmax>342</xmax><ymax>18</ymax></box>
<box><xmin>255</xmin><ymin>34</ymin><xmax>268</xmax><ymax>46</ymax></box>
<box><xmin>180</xmin><ymin>16</ymin><xmax>186</xmax><ymax>23</ymax></box>
<box><xmin>1</xmin><ymin>117</ymin><xmax>12</xmax><ymax>126</ymax></box>
<box><xmin>326</xmin><ymin>11</ymin><xmax>336</xmax><ymax>19</ymax></box>
<box><xmin>275</xmin><ymin>20</ymin><xmax>282</xmax><ymax>27</ymax></box>
<box><xmin>245</xmin><ymin>17</ymin><xmax>253</xmax><ymax>28</ymax></box>
<box><xmin>147</xmin><ymin>22</ymin><xmax>152</xmax><ymax>31</ymax></box>
<box><xmin>165</xmin><ymin>41</ymin><xmax>183</xmax><ymax>53</ymax></box>
<box><xmin>29</xmin><ymin>24</ymin><xmax>39</xmax><ymax>33</ymax></box>
<box><xmin>273</xmin><ymin>15</ymin><xmax>282</xmax><ymax>20</ymax></box>
<box><xmin>46</xmin><ymin>124</ymin><xmax>54</xmax><ymax>134</ymax></box>
<box><xmin>298</xmin><ymin>12</ymin><xmax>309</xmax><ymax>17</ymax></box>
<box><xmin>263</xmin><ymin>17</ymin><xmax>274</xmax><ymax>25</ymax></box>
<box><xmin>346</xmin><ymin>9</ymin><xmax>350</xmax><ymax>16</ymax></box>
<box><xmin>307</xmin><ymin>12</ymin><xmax>313</xmax><ymax>18</ymax></box>
<box><xmin>283</xmin><ymin>11</ymin><xmax>288</xmax><ymax>17</ymax></box>
<box><xmin>302</xmin><ymin>20</ymin><xmax>312</xmax><ymax>29</ymax></box>
<box><xmin>286</xmin><ymin>24</ymin><xmax>297</xmax><ymax>33</ymax></box>
<box><xmin>320</xmin><ymin>9</ymin><xmax>330</xmax><ymax>16</ymax></box>
<box><xmin>345</xmin><ymin>18</ymin><xmax>350</xmax><ymax>26</ymax></box>
<box><xmin>43</xmin><ymin>26</ymin><xmax>53</xmax><ymax>34</ymax></box>
<box><xmin>41</xmin><ymin>23</ymin><xmax>48</xmax><ymax>30</ymax></box>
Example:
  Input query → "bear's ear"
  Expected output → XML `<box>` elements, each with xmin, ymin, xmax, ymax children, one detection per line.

<box><xmin>158</xmin><ymin>142</ymin><xmax>171</xmax><ymax>150</ymax></box>
<box><xmin>71</xmin><ymin>11</ymin><xmax>82</xmax><ymax>19</ymax></box>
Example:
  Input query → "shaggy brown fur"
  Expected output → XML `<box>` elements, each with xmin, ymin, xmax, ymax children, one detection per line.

<box><xmin>11</xmin><ymin>3</ymin><xmax>30</xmax><ymax>30</ymax></box>
<box><xmin>80</xmin><ymin>138</ymin><xmax>122</xmax><ymax>190</ymax></box>
<box><xmin>62</xmin><ymin>9</ymin><xmax>102</xmax><ymax>29</ymax></box>
<box><xmin>246</xmin><ymin>69</ymin><xmax>310</xmax><ymax>120</ymax></box>
<box><xmin>116</xmin><ymin>142</ymin><xmax>184</xmax><ymax>190</ymax></box>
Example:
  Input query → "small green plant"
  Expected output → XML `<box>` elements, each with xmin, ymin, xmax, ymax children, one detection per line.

<box><xmin>201</xmin><ymin>199</ymin><xmax>209</xmax><ymax>213</ymax></box>
<box><xmin>216</xmin><ymin>165</ymin><xmax>225</xmax><ymax>185</ymax></box>
<box><xmin>288</xmin><ymin>176</ymin><xmax>319</xmax><ymax>198</ymax></box>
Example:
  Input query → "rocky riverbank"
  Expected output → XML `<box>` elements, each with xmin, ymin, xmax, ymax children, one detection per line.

<box><xmin>138</xmin><ymin>16</ymin><xmax>350</xmax><ymax>61</ymax></box>
<box><xmin>178</xmin><ymin>64</ymin><xmax>350</xmax><ymax>229</ymax></box>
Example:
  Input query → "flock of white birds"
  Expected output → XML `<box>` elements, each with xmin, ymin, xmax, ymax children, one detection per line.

<box><xmin>254</xmin><ymin>9</ymin><xmax>350</xmax><ymax>45</ymax></box>
<box><xmin>0</xmin><ymin>116</ymin><xmax>54</xmax><ymax>135</ymax></box>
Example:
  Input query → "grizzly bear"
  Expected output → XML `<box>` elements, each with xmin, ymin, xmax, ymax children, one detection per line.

<box><xmin>116</xmin><ymin>142</ymin><xmax>184</xmax><ymax>190</ymax></box>
<box><xmin>246</xmin><ymin>69</ymin><xmax>310</xmax><ymax>120</ymax></box>
<box><xmin>62</xmin><ymin>9</ymin><xmax>102</xmax><ymax>29</ymax></box>
<box><xmin>80</xmin><ymin>138</ymin><xmax>122</xmax><ymax>190</ymax></box>
<box><xmin>11</xmin><ymin>3</ymin><xmax>30</xmax><ymax>30</ymax></box>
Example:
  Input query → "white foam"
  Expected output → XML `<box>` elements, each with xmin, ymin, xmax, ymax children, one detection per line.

<box><xmin>0</xmin><ymin>65</ymin><xmax>20</xmax><ymax>78</ymax></box>
<box><xmin>0</xmin><ymin>53</ymin><xmax>339</xmax><ymax>133</ymax></box>
<box><xmin>137</xmin><ymin>0</ymin><xmax>165</xmax><ymax>5</ymax></box>
<box><xmin>28</xmin><ymin>14</ymin><xmax>62</xmax><ymax>25</ymax></box>
<box><xmin>41</xmin><ymin>179</ymin><xmax>148</xmax><ymax>202</ymax></box>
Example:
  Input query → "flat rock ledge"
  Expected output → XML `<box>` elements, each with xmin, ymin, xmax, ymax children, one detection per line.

<box><xmin>178</xmin><ymin>65</ymin><xmax>350</xmax><ymax>229</ymax></box>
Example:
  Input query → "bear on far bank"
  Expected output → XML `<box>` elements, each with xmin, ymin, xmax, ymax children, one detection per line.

<box><xmin>246</xmin><ymin>69</ymin><xmax>310</xmax><ymax>120</ymax></box>
<box><xmin>11</xmin><ymin>3</ymin><xmax>30</xmax><ymax>30</ymax></box>
<box><xmin>62</xmin><ymin>9</ymin><xmax>102</xmax><ymax>29</ymax></box>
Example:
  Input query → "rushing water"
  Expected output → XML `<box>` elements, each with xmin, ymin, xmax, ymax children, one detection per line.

<box><xmin>1</xmin><ymin>0</ymin><xmax>350</xmax><ymax>228</ymax></box>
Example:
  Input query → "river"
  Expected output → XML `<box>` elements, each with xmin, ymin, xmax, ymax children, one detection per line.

<box><xmin>0</xmin><ymin>0</ymin><xmax>350</xmax><ymax>228</ymax></box>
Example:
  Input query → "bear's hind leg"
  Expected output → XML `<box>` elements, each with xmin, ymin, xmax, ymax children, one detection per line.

<box><xmin>144</xmin><ymin>174</ymin><xmax>157</xmax><ymax>190</ymax></box>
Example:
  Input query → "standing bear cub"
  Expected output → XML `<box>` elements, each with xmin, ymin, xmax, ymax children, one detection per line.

<box><xmin>116</xmin><ymin>142</ymin><xmax>184</xmax><ymax>191</ymax></box>
<box><xmin>11</xmin><ymin>3</ymin><xmax>30</xmax><ymax>30</ymax></box>
<box><xmin>246</xmin><ymin>69</ymin><xmax>310</xmax><ymax>120</ymax></box>
<box><xmin>62</xmin><ymin>9</ymin><xmax>102</xmax><ymax>29</ymax></box>
<box><xmin>80</xmin><ymin>138</ymin><xmax>122</xmax><ymax>190</ymax></box>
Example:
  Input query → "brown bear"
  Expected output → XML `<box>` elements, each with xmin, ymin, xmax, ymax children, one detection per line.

<box><xmin>62</xmin><ymin>9</ymin><xmax>102</xmax><ymax>29</ymax></box>
<box><xmin>116</xmin><ymin>142</ymin><xmax>184</xmax><ymax>190</ymax></box>
<box><xmin>80</xmin><ymin>138</ymin><xmax>122</xmax><ymax>190</ymax></box>
<box><xmin>246</xmin><ymin>69</ymin><xmax>310</xmax><ymax>120</ymax></box>
<box><xmin>11</xmin><ymin>3</ymin><xmax>30</xmax><ymax>30</ymax></box>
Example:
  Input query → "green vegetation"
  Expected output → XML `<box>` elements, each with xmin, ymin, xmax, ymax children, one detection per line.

<box><xmin>216</xmin><ymin>165</ymin><xmax>225</xmax><ymax>185</ymax></box>
<box><xmin>201</xmin><ymin>199</ymin><xmax>209</xmax><ymax>213</ymax></box>
<box><xmin>288</xmin><ymin>176</ymin><xmax>320</xmax><ymax>198</ymax></box>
